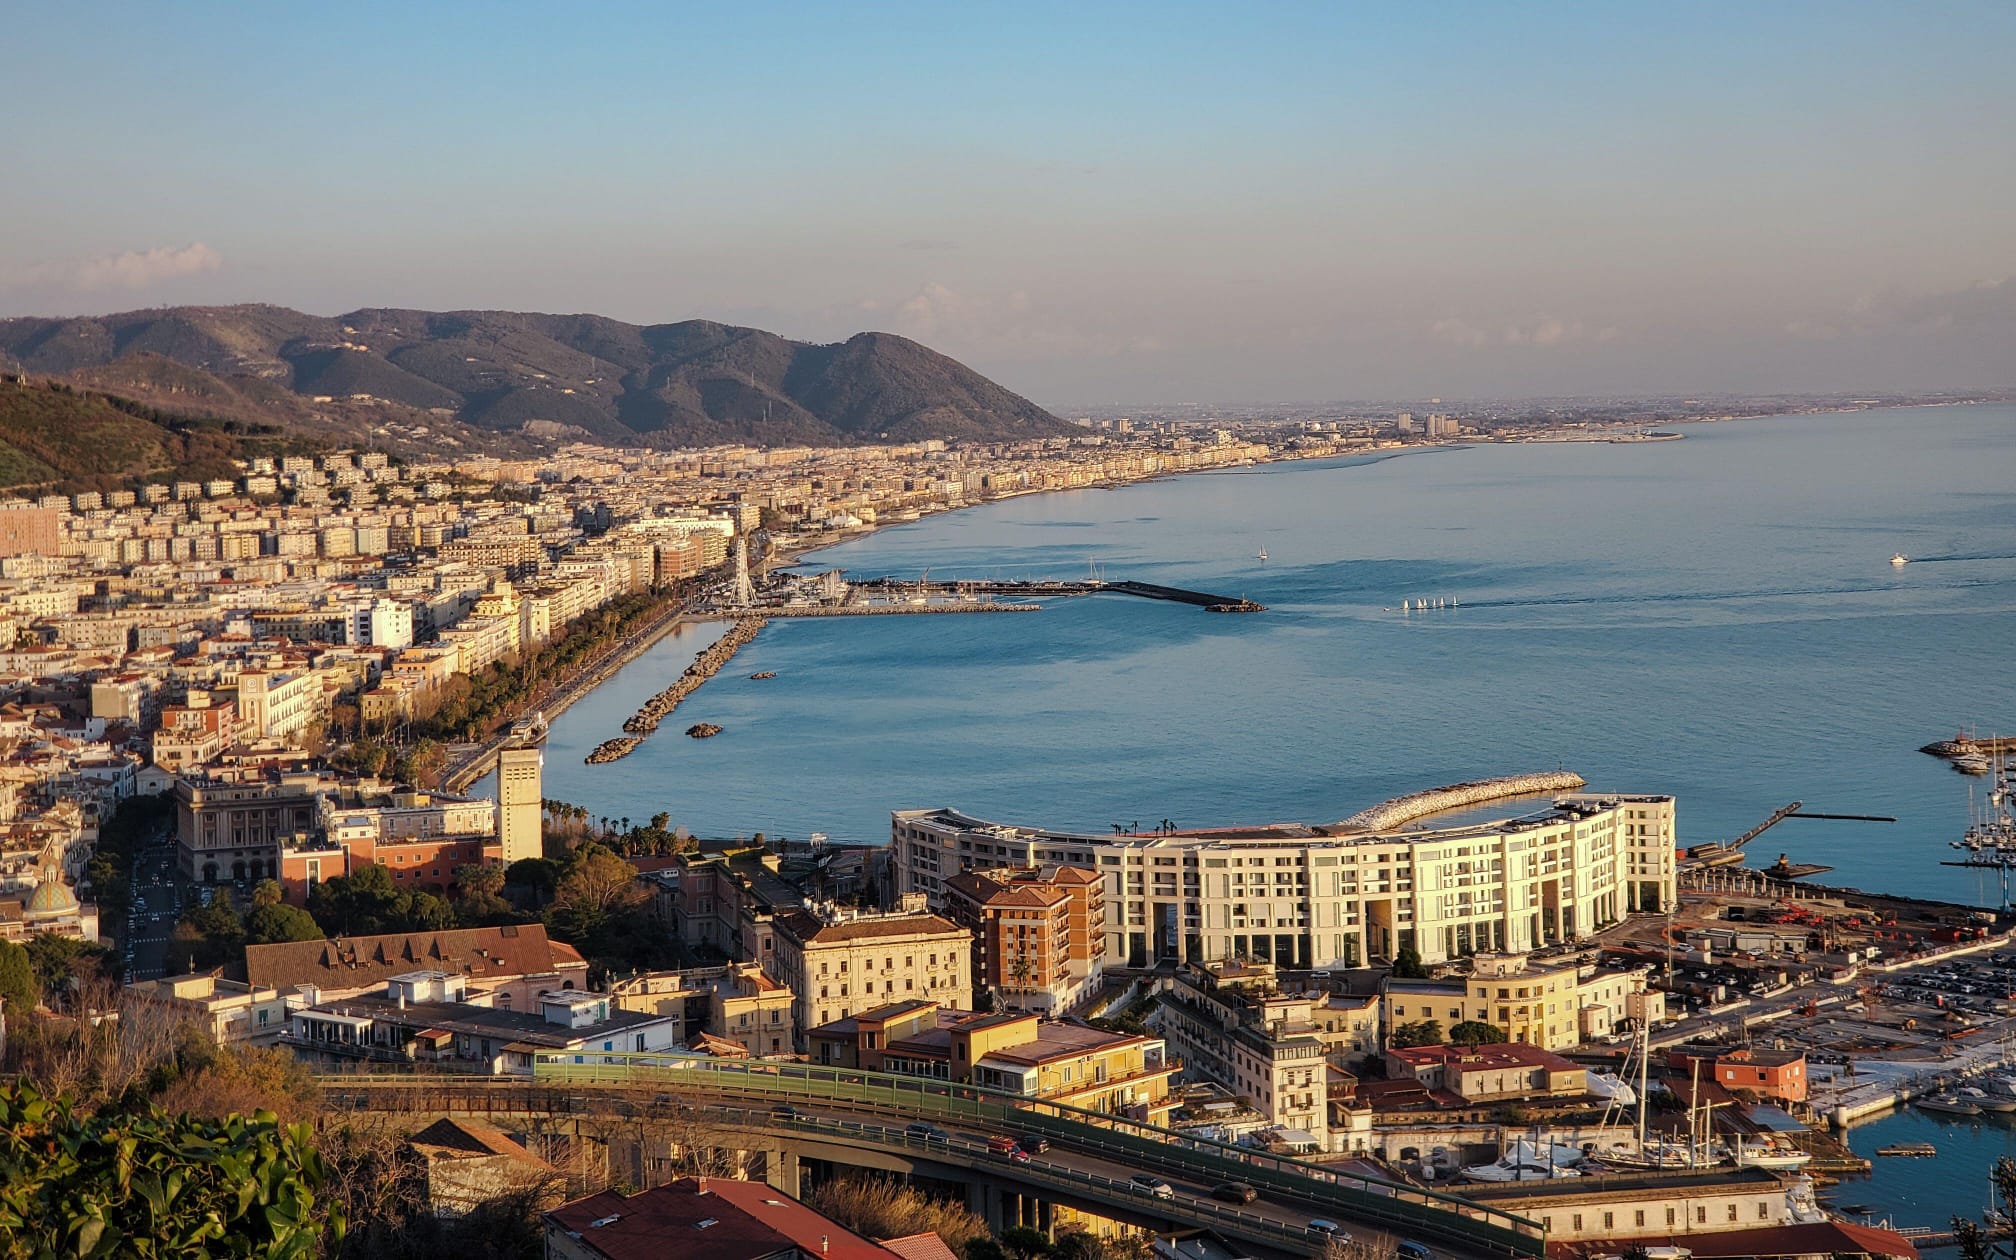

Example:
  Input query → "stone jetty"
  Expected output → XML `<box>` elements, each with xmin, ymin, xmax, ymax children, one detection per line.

<box><xmin>1331</xmin><ymin>770</ymin><xmax>1588</xmax><ymax>833</ymax></box>
<box><xmin>585</xmin><ymin>737</ymin><xmax>641</xmax><ymax>764</ymax></box>
<box><xmin>687</xmin><ymin>723</ymin><xmax>723</xmax><ymax>738</ymax></box>
<box><xmin>619</xmin><ymin>617</ymin><xmax>767</xmax><ymax>737</ymax></box>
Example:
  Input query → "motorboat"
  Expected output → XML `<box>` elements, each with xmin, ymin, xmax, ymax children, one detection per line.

<box><xmin>1958</xmin><ymin>1087</ymin><xmax>2016</xmax><ymax>1114</ymax></box>
<box><xmin>1891</xmin><ymin>553</ymin><xmax>1909</xmax><ymax>566</ymax></box>
<box><xmin>1917</xmin><ymin>1094</ymin><xmax>1983</xmax><ymax>1116</ymax></box>
<box><xmin>1785</xmin><ymin>1173</ymin><xmax>1828</xmax><ymax>1225</ymax></box>
<box><xmin>1462</xmin><ymin>1138</ymin><xmax>1586</xmax><ymax>1182</ymax></box>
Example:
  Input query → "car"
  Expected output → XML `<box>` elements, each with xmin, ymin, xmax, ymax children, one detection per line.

<box><xmin>987</xmin><ymin>1135</ymin><xmax>1019</xmax><ymax>1154</ymax></box>
<box><xmin>1210</xmin><ymin>1181</ymin><xmax>1258</xmax><ymax>1204</ymax></box>
<box><xmin>1130</xmin><ymin>1174</ymin><xmax>1175</xmax><ymax>1199</ymax></box>
<box><xmin>1396</xmin><ymin>1243</ymin><xmax>1434</xmax><ymax>1260</ymax></box>
<box><xmin>1016</xmin><ymin>1135</ymin><xmax>1050</xmax><ymax>1154</ymax></box>
<box><xmin>905</xmin><ymin>1122</ymin><xmax>949</xmax><ymax>1142</ymax></box>
<box><xmin>1306</xmin><ymin>1220</ymin><xmax>1345</xmax><ymax>1238</ymax></box>
<box><xmin>770</xmin><ymin>1103</ymin><xmax>800</xmax><ymax>1120</ymax></box>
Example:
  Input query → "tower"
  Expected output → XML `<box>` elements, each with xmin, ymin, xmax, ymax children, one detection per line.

<box><xmin>495</xmin><ymin>717</ymin><xmax>545</xmax><ymax>866</ymax></box>
<box><xmin>730</xmin><ymin>535</ymin><xmax>755</xmax><ymax>607</ymax></box>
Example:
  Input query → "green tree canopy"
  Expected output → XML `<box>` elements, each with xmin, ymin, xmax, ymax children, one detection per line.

<box><xmin>1449</xmin><ymin>1020</ymin><xmax>1510</xmax><ymax>1046</ymax></box>
<box><xmin>0</xmin><ymin>940</ymin><xmax>35</xmax><ymax>1026</ymax></box>
<box><xmin>1389</xmin><ymin>1019</ymin><xmax>1444</xmax><ymax>1048</ymax></box>
<box><xmin>245</xmin><ymin>903</ymin><xmax>326</xmax><ymax>947</ymax></box>
<box><xmin>1391</xmin><ymin>942</ymin><xmax>1428</xmax><ymax>979</ymax></box>
<box><xmin>0</xmin><ymin>1078</ymin><xmax>341</xmax><ymax>1257</ymax></box>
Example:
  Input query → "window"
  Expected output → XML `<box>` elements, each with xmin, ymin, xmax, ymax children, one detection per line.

<box><xmin>1727</xmin><ymin>1205</ymin><xmax>1738</xmax><ymax>1223</ymax></box>
<box><xmin>1571</xmin><ymin>1215</ymin><xmax>1582</xmax><ymax>1232</ymax></box>
<box><xmin>1758</xmin><ymin>1203</ymin><xmax>1770</xmax><ymax>1220</ymax></box>
<box><xmin>1695</xmin><ymin>1207</ymin><xmax>1706</xmax><ymax>1225</ymax></box>
<box><xmin>1634</xmin><ymin>1211</ymin><xmax>1644</xmax><ymax>1228</ymax></box>
<box><xmin>1665</xmin><ymin>1209</ymin><xmax>1676</xmax><ymax>1227</ymax></box>
<box><xmin>1602</xmin><ymin>1213</ymin><xmax>1612</xmax><ymax>1230</ymax></box>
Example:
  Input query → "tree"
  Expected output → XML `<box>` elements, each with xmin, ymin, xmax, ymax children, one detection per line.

<box><xmin>805</xmin><ymin>1177</ymin><xmax>988</xmax><ymax>1252</ymax></box>
<box><xmin>0</xmin><ymin>1078</ymin><xmax>341</xmax><ymax>1256</ymax></box>
<box><xmin>1449</xmin><ymin>1020</ymin><xmax>1509</xmax><ymax>1046</ymax></box>
<box><xmin>24</xmin><ymin>935</ymin><xmax>108</xmax><ymax>1001</ymax></box>
<box><xmin>1389</xmin><ymin>1019</ymin><xmax>1444</xmax><ymax>1048</ymax></box>
<box><xmin>505</xmin><ymin>857</ymin><xmax>558</xmax><ymax>898</ymax></box>
<box><xmin>0</xmin><ymin>940</ymin><xmax>35</xmax><ymax>1026</ymax></box>
<box><xmin>251</xmin><ymin>879</ymin><xmax>285</xmax><ymax>907</ymax></box>
<box><xmin>1000</xmin><ymin>1228</ymin><xmax>1053</xmax><ymax>1260</ymax></box>
<box><xmin>1949</xmin><ymin>1217</ymin><xmax>1987</xmax><ymax>1260</ymax></box>
<box><xmin>550</xmin><ymin>846</ymin><xmax>646</xmax><ymax>931</ymax></box>
<box><xmin>245</xmin><ymin>902</ymin><xmax>326</xmax><ymax>946</ymax></box>
<box><xmin>1391</xmin><ymin>942</ymin><xmax>1428</xmax><ymax>979</ymax></box>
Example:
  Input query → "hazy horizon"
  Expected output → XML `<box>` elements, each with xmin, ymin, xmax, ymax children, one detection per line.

<box><xmin>4</xmin><ymin>2</ymin><xmax>2012</xmax><ymax>405</ymax></box>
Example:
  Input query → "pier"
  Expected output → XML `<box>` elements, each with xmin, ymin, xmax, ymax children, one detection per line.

<box><xmin>840</xmin><ymin>576</ymin><xmax>1265</xmax><ymax>612</ymax></box>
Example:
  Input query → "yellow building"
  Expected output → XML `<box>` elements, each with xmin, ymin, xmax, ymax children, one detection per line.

<box><xmin>1382</xmin><ymin>951</ymin><xmax>1662</xmax><ymax>1051</ymax></box>
<box><xmin>769</xmin><ymin>909</ymin><xmax>973</xmax><ymax>1041</ymax></box>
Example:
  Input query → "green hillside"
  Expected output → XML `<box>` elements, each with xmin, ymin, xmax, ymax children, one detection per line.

<box><xmin>0</xmin><ymin>374</ymin><xmax>318</xmax><ymax>492</ymax></box>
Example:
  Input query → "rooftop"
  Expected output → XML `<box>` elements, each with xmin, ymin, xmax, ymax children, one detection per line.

<box><xmin>545</xmin><ymin>1178</ymin><xmax>902</xmax><ymax>1260</ymax></box>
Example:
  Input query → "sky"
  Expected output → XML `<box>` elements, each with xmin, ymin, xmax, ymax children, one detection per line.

<box><xmin>2</xmin><ymin>1</ymin><xmax>2013</xmax><ymax>405</ymax></box>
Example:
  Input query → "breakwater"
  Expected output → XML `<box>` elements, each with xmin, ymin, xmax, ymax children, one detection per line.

<box><xmin>583</xmin><ymin>617</ymin><xmax>767</xmax><ymax>763</ymax></box>
<box><xmin>1331</xmin><ymin>771</ymin><xmax>1588</xmax><ymax>833</ymax></box>
<box><xmin>760</xmin><ymin>602</ymin><xmax>1040</xmax><ymax>617</ymax></box>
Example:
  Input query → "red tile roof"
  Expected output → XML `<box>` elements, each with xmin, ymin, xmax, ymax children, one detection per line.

<box><xmin>545</xmin><ymin>1178</ymin><xmax>903</xmax><ymax>1260</ymax></box>
<box><xmin>1544</xmin><ymin>1221</ymin><xmax>1918</xmax><ymax>1260</ymax></box>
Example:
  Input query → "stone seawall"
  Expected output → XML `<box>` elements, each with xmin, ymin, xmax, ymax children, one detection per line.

<box><xmin>1332</xmin><ymin>771</ymin><xmax>1588</xmax><ymax>833</ymax></box>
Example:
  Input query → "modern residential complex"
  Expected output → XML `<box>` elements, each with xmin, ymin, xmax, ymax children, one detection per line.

<box><xmin>894</xmin><ymin>794</ymin><xmax>1679</xmax><ymax>969</ymax></box>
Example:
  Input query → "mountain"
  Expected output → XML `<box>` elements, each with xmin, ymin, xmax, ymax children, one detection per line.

<box><xmin>0</xmin><ymin>305</ymin><xmax>1074</xmax><ymax>448</ymax></box>
<box><xmin>0</xmin><ymin>375</ymin><xmax>317</xmax><ymax>492</ymax></box>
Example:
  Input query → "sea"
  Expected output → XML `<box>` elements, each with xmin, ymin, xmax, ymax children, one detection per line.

<box><xmin>530</xmin><ymin>401</ymin><xmax>2016</xmax><ymax>1229</ymax></box>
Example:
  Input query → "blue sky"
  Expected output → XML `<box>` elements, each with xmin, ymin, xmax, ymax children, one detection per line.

<box><xmin>3</xmin><ymin>2</ymin><xmax>2013</xmax><ymax>402</ymax></box>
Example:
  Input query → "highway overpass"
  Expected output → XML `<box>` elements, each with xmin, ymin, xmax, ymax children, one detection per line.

<box><xmin>315</xmin><ymin>1055</ymin><xmax>1543</xmax><ymax>1259</ymax></box>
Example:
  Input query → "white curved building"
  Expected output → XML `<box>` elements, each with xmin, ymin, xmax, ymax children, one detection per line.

<box><xmin>892</xmin><ymin>793</ymin><xmax>1676</xmax><ymax>969</ymax></box>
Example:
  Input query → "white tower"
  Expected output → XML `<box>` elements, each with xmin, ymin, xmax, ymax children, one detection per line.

<box><xmin>730</xmin><ymin>536</ymin><xmax>755</xmax><ymax>607</ymax></box>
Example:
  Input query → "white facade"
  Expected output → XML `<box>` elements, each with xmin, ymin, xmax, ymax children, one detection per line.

<box><xmin>893</xmin><ymin>794</ymin><xmax>1677</xmax><ymax>969</ymax></box>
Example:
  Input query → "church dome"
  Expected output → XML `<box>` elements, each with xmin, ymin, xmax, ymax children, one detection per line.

<box><xmin>25</xmin><ymin>878</ymin><xmax>79</xmax><ymax>918</ymax></box>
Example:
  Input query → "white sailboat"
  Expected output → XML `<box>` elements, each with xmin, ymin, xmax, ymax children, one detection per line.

<box><xmin>1257</xmin><ymin>546</ymin><xmax>1268</xmax><ymax>562</ymax></box>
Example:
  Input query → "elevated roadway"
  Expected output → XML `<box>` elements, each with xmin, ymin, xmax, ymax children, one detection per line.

<box><xmin>316</xmin><ymin>1056</ymin><xmax>1543</xmax><ymax>1258</ymax></box>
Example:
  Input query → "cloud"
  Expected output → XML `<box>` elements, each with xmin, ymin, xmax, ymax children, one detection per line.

<box><xmin>1431</xmin><ymin>315</ymin><xmax>1620</xmax><ymax>349</ymax></box>
<box><xmin>70</xmin><ymin>242</ymin><xmax>222</xmax><ymax>292</ymax></box>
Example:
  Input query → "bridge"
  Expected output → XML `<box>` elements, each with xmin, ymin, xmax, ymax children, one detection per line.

<box><xmin>317</xmin><ymin>1055</ymin><xmax>1543</xmax><ymax>1259</ymax></box>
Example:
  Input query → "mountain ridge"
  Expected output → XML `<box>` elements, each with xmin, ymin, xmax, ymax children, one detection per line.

<box><xmin>0</xmin><ymin>304</ymin><xmax>1073</xmax><ymax>449</ymax></box>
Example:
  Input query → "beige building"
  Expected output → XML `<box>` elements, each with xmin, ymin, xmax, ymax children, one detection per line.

<box><xmin>1383</xmin><ymin>951</ymin><xmax>1662</xmax><ymax>1051</ymax></box>
<box><xmin>610</xmin><ymin>962</ymin><xmax>795</xmax><ymax>1058</ymax></box>
<box><xmin>893</xmin><ymin>794</ymin><xmax>1678</xmax><ymax>969</ymax></box>
<box><xmin>235</xmin><ymin>668</ymin><xmax>329</xmax><ymax>745</ymax></box>
<box><xmin>1155</xmin><ymin>962</ymin><xmax>1331</xmax><ymax>1149</ymax></box>
<box><xmin>127</xmin><ymin>973</ymin><xmax>288</xmax><ymax>1045</ymax></box>
<box><xmin>768</xmin><ymin>909</ymin><xmax>972</xmax><ymax>1043</ymax></box>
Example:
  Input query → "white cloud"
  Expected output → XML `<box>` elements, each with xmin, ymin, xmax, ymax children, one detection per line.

<box><xmin>1432</xmin><ymin>315</ymin><xmax>1619</xmax><ymax>349</ymax></box>
<box><xmin>70</xmin><ymin>242</ymin><xmax>222</xmax><ymax>292</ymax></box>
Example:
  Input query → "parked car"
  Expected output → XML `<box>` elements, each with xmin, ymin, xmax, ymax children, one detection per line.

<box><xmin>1130</xmin><ymin>1174</ymin><xmax>1175</xmax><ymax>1199</ymax></box>
<box><xmin>1210</xmin><ymin>1181</ymin><xmax>1258</xmax><ymax>1204</ymax></box>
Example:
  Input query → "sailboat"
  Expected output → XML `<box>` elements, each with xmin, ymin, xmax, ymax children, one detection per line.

<box><xmin>1257</xmin><ymin>546</ymin><xmax>1268</xmax><ymax>562</ymax></box>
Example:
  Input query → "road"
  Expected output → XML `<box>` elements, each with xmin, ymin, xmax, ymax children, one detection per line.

<box><xmin>122</xmin><ymin>829</ymin><xmax>181</xmax><ymax>983</ymax></box>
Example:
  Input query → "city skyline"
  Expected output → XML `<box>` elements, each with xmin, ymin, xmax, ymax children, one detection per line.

<box><xmin>3</xmin><ymin>2</ymin><xmax>2013</xmax><ymax>403</ymax></box>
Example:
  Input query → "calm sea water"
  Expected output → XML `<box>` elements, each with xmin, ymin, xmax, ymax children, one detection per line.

<box><xmin>539</xmin><ymin>405</ymin><xmax>2016</xmax><ymax>904</ymax></box>
<box><xmin>1836</xmin><ymin>1106</ymin><xmax>2016</xmax><ymax>1233</ymax></box>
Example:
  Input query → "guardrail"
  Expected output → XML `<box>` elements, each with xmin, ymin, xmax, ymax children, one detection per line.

<box><xmin>480</xmin><ymin>1053</ymin><xmax>1542</xmax><ymax>1256</ymax></box>
<box><xmin>760</xmin><ymin>1109</ymin><xmax>1333</xmax><ymax>1251</ymax></box>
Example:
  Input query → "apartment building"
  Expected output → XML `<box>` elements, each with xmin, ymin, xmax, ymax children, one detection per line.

<box><xmin>235</xmin><ymin>667</ymin><xmax>330</xmax><ymax>744</ymax></box>
<box><xmin>768</xmin><ymin>909</ymin><xmax>972</xmax><ymax>1042</ymax></box>
<box><xmin>1384</xmin><ymin>1041</ymin><xmax>1587</xmax><ymax>1103</ymax></box>
<box><xmin>808</xmin><ymin>1004</ymin><xmax>1177</xmax><ymax>1122</ymax></box>
<box><xmin>1155</xmin><ymin>962</ymin><xmax>1331</xmax><ymax>1150</ymax></box>
<box><xmin>127</xmin><ymin>974</ymin><xmax>288</xmax><ymax>1045</ymax></box>
<box><xmin>941</xmin><ymin>863</ymin><xmax>1104</xmax><ymax>1013</ymax></box>
<box><xmin>610</xmin><ymin>962</ymin><xmax>795</xmax><ymax>1058</ymax></box>
<box><xmin>1382</xmin><ymin>951</ymin><xmax>1663</xmax><ymax>1051</ymax></box>
<box><xmin>893</xmin><ymin>793</ymin><xmax>1678</xmax><ymax>969</ymax></box>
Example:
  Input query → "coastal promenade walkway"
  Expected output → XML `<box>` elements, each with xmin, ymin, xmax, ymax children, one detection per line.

<box><xmin>441</xmin><ymin>597</ymin><xmax>702</xmax><ymax>792</ymax></box>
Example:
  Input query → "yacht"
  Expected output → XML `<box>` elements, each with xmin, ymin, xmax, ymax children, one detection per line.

<box><xmin>1785</xmin><ymin>1174</ymin><xmax>1828</xmax><ymax>1225</ymax></box>
<box><xmin>1733</xmin><ymin>1138</ymin><xmax>1813</xmax><ymax>1170</ymax></box>
<box><xmin>1917</xmin><ymin>1094</ymin><xmax>1983</xmax><ymax>1116</ymax></box>
<box><xmin>1958</xmin><ymin>1086</ymin><xmax>2016</xmax><ymax>1114</ymax></box>
<box><xmin>1461</xmin><ymin>1139</ymin><xmax>1585</xmax><ymax>1182</ymax></box>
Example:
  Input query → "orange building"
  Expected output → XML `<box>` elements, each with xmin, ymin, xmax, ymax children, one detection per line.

<box><xmin>1666</xmin><ymin>1045</ymin><xmax>1808</xmax><ymax>1105</ymax></box>
<box><xmin>942</xmin><ymin>864</ymin><xmax>1104</xmax><ymax>1013</ymax></box>
<box><xmin>0</xmin><ymin>506</ymin><xmax>60</xmax><ymax>559</ymax></box>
